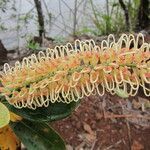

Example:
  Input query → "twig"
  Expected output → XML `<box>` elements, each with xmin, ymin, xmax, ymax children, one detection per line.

<box><xmin>104</xmin><ymin>140</ymin><xmax>122</xmax><ymax>150</ymax></box>
<box><xmin>52</xmin><ymin>13</ymin><xmax>73</xmax><ymax>30</ymax></box>
<box><xmin>120</xmin><ymin>101</ymin><xmax>131</xmax><ymax>150</ymax></box>
<box><xmin>73</xmin><ymin>0</ymin><xmax>78</xmax><ymax>36</ymax></box>
<box><xmin>89</xmin><ymin>0</ymin><xmax>100</xmax><ymax>27</ymax></box>
<box><xmin>77</xmin><ymin>0</ymin><xmax>85</xmax><ymax>8</ymax></box>
<box><xmin>16</xmin><ymin>0</ymin><xmax>22</xmax><ymax>59</ymax></box>
<box><xmin>58</xmin><ymin>0</ymin><xmax>67</xmax><ymax>32</ymax></box>
<box><xmin>61</xmin><ymin>0</ymin><xmax>74</xmax><ymax>13</ymax></box>
<box><xmin>125</xmin><ymin>120</ymin><xmax>132</xmax><ymax>150</ymax></box>
<box><xmin>91</xmin><ymin>140</ymin><xmax>97</xmax><ymax>150</ymax></box>
<box><xmin>101</xmin><ymin>95</ymin><xmax>107</xmax><ymax>119</ymax></box>
<box><xmin>42</xmin><ymin>0</ymin><xmax>52</xmax><ymax>32</ymax></box>
<box><xmin>98</xmin><ymin>113</ymin><xmax>150</xmax><ymax>120</ymax></box>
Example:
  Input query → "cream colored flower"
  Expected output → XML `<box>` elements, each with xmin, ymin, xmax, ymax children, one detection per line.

<box><xmin>0</xmin><ymin>34</ymin><xmax>149</xmax><ymax>109</ymax></box>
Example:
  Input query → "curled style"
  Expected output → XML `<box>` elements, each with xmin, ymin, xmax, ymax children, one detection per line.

<box><xmin>0</xmin><ymin>34</ymin><xmax>149</xmax><ymax>109</ymax></box>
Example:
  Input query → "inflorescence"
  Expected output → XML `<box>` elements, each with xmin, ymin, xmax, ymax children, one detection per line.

<box><xmin>0</xmin><ymin>34</ymin><xmax>149</xmax><ymax>109</ymax></box>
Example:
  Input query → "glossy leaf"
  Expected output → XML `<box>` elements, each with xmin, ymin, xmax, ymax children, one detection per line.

<box><xmin>0</xmin><ymin>125</ymin><xmax>20</xmax><ymax>150</ymax></box>
<box><xmin>7</xmin><ymin>100</ymin><xmax>80</xmax><ymax>122</ymax></box>
<box><xmin>10</xmin><ymin>120</ymin><xmax>66</xmax><ymax>150</ymax></box>
<box><xmin>0</xmin><ymin>102</ymin><xmax>10</xmax><ymax>128</ymax></box>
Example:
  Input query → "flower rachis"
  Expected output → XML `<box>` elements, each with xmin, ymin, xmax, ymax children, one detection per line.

<box><xmin>0</xmin><ymin>34</ymin><xmax>149</xmax><ymax>109</ymax></box>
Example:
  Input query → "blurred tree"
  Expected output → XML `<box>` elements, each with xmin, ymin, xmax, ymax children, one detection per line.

<box><xmin>118</xmin><ymin>0</ymin><xmax>130</xmax><ymax>31</ymax></box>
<box><xmin>136</xmin><ymin>0</ymin><xmax>150</xmax><ymax>30</ymax></box>
<box><xmin>0</xmin><ymin>40</ymin><xmax>7</xmax><ymax>65</ymax></box>
<box><xmin>34</xmin><ymin>0</ymin><xmax>45</xmax><ymax>39</ymax></box>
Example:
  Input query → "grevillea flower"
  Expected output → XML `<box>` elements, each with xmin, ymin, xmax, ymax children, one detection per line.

<box><xmin>0</xmin><ymin>34</ymin><xmax>149</xmax><ymax>109</ymax></box>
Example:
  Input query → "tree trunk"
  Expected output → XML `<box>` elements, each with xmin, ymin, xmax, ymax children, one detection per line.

<box><xmin>119</xmin><ymin>0</ymin><xmax>130</xmax><ymax>31</ymax></box>
<box><xmin>0</xmin><ymin>40</ymin><xmax>7</xmax><ymax>65</ymax></box>
<box><xmin>34</xmin><ymin>0</ymin><xmax>45</xmax><ymax>39</ymax></box>
<box><xmin>73</xmin><ymin>0</ymin><xmax>78</xmax><ymax>37</ymax></box>
<box><xmin>136</xmin><ymin>0</ymin><xmax>150</xmax><ymax>30</ymax></box>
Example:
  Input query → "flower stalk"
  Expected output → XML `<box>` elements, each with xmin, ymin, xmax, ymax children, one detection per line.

<box><xmin>0</xmin><ymin>34</ymin><xmax>149</xmax><ymax>109</ymax></box>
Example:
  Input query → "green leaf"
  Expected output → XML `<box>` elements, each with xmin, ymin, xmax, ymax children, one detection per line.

<box><xmin>0</xmin><ymin>102</ymin><xmax>10</xmax><ymax>128</ymax></box>
<box><xmin>10</xmin><ymin>120</ymin><xmax>66</xmax><ymax>150</ymax></box>
<box><xmin>115</xmin><ymin>88</ymin><xmax>129</xmax><ymax>98</ymax></box>
<box><xmin>6</xmin><ymin>100</ymin><xmax>80</xmax><ymax>122</ymax></box>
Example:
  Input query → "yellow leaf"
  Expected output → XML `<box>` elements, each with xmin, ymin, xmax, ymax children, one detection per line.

<box><xmin>0</xmin><ymin>102</ymin><xmax>10</xmax><ymax>128</ymax></box>
<box><xmin>10</xmin><ymin>112</ymin><xmax>22</xmax><ymax>122</ymax></box>
<box><xmin>0</xmin><ymin>125</ymin><xmax>20</xmax><ymax>150</ymax></box>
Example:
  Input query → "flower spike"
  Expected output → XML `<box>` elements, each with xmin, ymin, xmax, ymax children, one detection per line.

<box><xmin>0</xmin><ymin>34</ymin><xmax>149</xmax><ymax>109</ymax></box>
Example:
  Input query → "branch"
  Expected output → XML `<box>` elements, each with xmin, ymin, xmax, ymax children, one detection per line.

<box><xmin>119</xmin><ymin>0</ymin><xmax>130</xmax><ymax>31</ymax></box>
<box><xmin>34</xmin><ymin>0</ymin><xmax>45</xmax><ymax>38</ymax></box>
